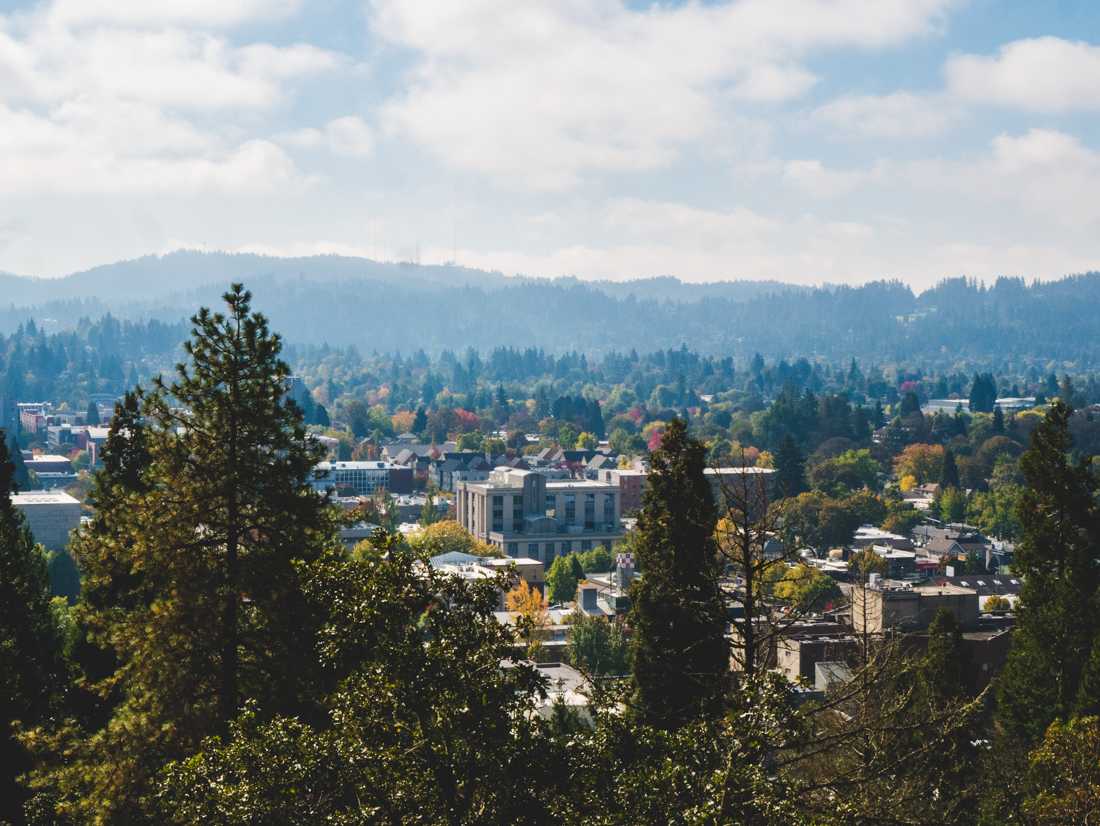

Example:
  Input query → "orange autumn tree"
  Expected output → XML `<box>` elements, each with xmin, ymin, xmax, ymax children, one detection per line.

<box><xmin>505</xmin><ymin>579</ymin><xmax>549</xmax><ymax>658</ymax></box>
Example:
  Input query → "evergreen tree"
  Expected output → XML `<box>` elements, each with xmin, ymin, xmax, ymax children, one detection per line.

<box><xmin>921</xmin><ymin>609</ymin><xmax>966</xmax><ymax>701</ymax></box>
<box><xmin>4</xmin><ymin>430</ymin><xmax>31</xmax><ymax>491</ymax></box>
<box><xmin>28</xmin><ymin>285</ymin><xmax>341</xmax><ymax>823</ymax></box>
<box><xmin>940</xmin><ymin>447</ymin><xmax>960</xmax><ymax>490</ymax></box>
<box><xmin>85</xmin><ymin>401</ymin><xmax>100</xmax><ymax>426</ymax></box>
<box><xmin>992</xmin><ymin>405</ymin><xmax>1005</xmax><ymax>434</ymax></box>
<box><xmin>0</xmin><ymin>436</ymin><xmax>68</xmax><ymax>825</ymax></box>
<box><xmin>630</xmin><ymin>418</ymin><xmax>726</xmax><ymax>730</ymax></box>
<box><xmin>969</xmin><ymin>373</ymin><xmax>997</xmax><ymax>413</ymax></box>
<box><xmin>412</xmin><ymin>405</ymin><xmax>428</xmax><ymax>436</ymax></box>
<box><xmin>774</xmin><ymin>434</ymin><xmax>806</xmax><ymax>498</ymax></box>
<box><xmin>899</xmin><ymin>391</ymin><xmax>921</xmax><ymax>416</ymax></box>
<box><xmin>997</xmin><ymin>401</ymin><xmax>1100</xmax><ymax>743</ymax></box>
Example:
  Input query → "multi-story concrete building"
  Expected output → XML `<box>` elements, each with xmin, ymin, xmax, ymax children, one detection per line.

<box><xmin>11</xmin><ymin>491</ymin><xmax>81</xmax><ymax>550</ymax></box>
<box><xmin>456</xmin><ymin>467</ymin><xmax>623</xmax><ymax>563</ymax></box>
<box><xmin>309</xmin><ymin>460</ymin><xmax>413</xmax><ymax>496</ymax></box>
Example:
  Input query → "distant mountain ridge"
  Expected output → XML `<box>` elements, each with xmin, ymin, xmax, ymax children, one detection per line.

<box><xmin>2</xmin><ymin>251</ymin><xmax>1099</xmax><ymax>364</ymax></box>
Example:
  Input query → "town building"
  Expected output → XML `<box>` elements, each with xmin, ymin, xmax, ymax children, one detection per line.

<box><xmin>850</xmin><ymin>577</ymin><xmax>979</xmax><ymax>634</ymax></box>
<box><xmin>455</xmin><ymin>467</ymin><xmax>623</xmax><ymax>563</ymax></box>
<box><xmin>310</xmin><ymin>460</ymin><xmax>413</xmax><ymax>496</ymax></box>
<box><xmin>11</xmin><ymin>491</ymin><xmax>81</xmax><ymax>550</ymax></box>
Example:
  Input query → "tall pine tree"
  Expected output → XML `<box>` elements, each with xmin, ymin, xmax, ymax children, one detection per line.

<box><xmin>996</xmin><ymin>402</ymin><xmax>1100</xmax><ymax>743</ymax></box>
<box><xmin>28</xmin><ymin>285</ymin><xmax>342</xmax><ymax>823</ymax></box>
<box><xmin>630</xmin><ymin>418</ymin><xmax>727</xmax><ymax>730</ymax></box>
<box><xmin>773</xmin><ymin>434</ymin><xmax>806</xmax><ymax>498</ymax></box>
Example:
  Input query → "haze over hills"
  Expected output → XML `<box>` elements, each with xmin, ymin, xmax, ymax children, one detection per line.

<box><xmin>2</xmin><ymin>251</ymin><xmax>1099</xmax><ymax>364</ymax></box>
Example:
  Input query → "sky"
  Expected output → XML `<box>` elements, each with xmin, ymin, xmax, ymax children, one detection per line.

<box><xmin>0</xmin><ymin>0</ymin><xmax>1099</xmax><ymax>288</ymax></box>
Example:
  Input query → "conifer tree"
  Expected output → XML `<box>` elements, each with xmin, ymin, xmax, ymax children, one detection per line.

<box><xmin>28</xmin><ymin>285</ymin><xmax>341</xmax><ymax>823</ymax></box>
<box><xmin>774</xmin><ymin>433</ymin><xmax>806</xmax><ymax>498</ymax></box>
<box><xmin>939</xmin><ymin>447</ymin><xmax>960</xmax><ymax>490</ymax></box>
<box><xmin>0</xmin><ymin>435</ymin><xmax>68</xmax><ymax>825</ymax></box>
<box><xmin>997</xmin><ymin>401</ymin><xmax>1100</xmax><ymax>743</ymax></box>
<box><xmin>630</xmin><ymin>418</ymin><xmax>726</xmax><ymax>730</ymax></box>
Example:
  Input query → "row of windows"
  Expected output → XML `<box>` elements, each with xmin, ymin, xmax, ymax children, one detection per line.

<box><xmin>506</xmin><ymin>539</ymin><xmax>596</xmax><ymax>562</ymax></box>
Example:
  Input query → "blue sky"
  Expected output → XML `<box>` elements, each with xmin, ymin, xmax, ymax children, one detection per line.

<box><xmin>0</xmin><ymin>0</ymin><xmax>1098</xmax><ymax>288</ymax></box>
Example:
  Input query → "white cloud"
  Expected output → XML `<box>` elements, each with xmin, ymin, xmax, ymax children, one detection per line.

<box><xmin>373</xmin><ymin>0</ymin><xmax>957</xmax><ymax>189</ymax></box>
<box><xmin>946</xmin><ymin>37</ymin><xmax>1100</xmax><ymax>112</ymax></box>
<box><xmin>283</xmin><ymin>116</ymin><xmax>374</xmax><ymax>157</ymax></box>
<box><xmin>782</xmin><ymin>159</ymin><xmax>872</xmax><ymax>197</ymax></box>
<box><xmin>0</xmin><ymin>102</ymin><xmax>301</xmax><ymax>194</ymax></box>
<box><xmin>45</xmin><ymin>0</ymin><xmax>303</xmax><ymax>29</ymax></box>
<box><xmin>813</xmin><ymin>91</ymin><xmax>960</xmax><ymax>138</ymax></box>
<box><xmin>0</xmin><ymin>26</ymin><xmax>342</xmax><ymax>110</ymax></box>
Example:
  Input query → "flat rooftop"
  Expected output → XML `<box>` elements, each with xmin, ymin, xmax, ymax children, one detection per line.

<box><xmin>11</xmin><ymin>491</ymin><xmax>80</xmax><ymax>505</ymax></box>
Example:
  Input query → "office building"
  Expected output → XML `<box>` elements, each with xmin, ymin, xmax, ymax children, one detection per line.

<box><xmin>456</xmin><ymin>467</ymin><xmax>623</xmax><ymax>563</ymax></box>
<box><xmin>310</xmin><ymin>461</ymin><xmax>413</xmax><ymax>496</ymax></box>
<box><xmin>11</xmin><ymin>491</ymin><xmax>81</xmax><ymax>550</ymax></box>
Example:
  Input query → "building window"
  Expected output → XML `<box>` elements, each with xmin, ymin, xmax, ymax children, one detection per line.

<box><xmin>581</xmin><ymin>540</ymin><xmax>592</xmax><ymax>552</ymax></box>
<box><xmin>564</xmin><ymin>494</ymin><xmax>576</xmax><ymax>523</ymax></box>
<box><xmin>584</xmin><ymin>493</ymin><xmax>595</xmax><ymax>529</ymax></box>
<box><xmin>492</xmin><ymin>495</ymin><xmax>504</xmax><ymax>532</ymax></box>
<box><xmin>507</xmin><ymin>542</ymin><xmax>518</xmax><ymax>558</ymax></box>
<box><xmin>512</xmin><ymin>496</ymin><xmax>524</xmax><ymax>533</ymax></box>
<box><xmin>544</xmin><ymin>543</ymin><xmax>555</xmax><ymax>564</ymax></box>
<box><xmin>527</xmin><ymin>543</ymin><xmax>539</xmax><ymax>560</ymax></box>
<box><xmin>603</xmin><ymin>493</ymin><xmax>615</xmax><ymax>525</ymax></box>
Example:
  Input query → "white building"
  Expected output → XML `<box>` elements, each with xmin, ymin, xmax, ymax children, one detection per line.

<box><xmin>12</xmin><ymin>491</ymin><xmax>81</xmax><ymax>551</ymax></box>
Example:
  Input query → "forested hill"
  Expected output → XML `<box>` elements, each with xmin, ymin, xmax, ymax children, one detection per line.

<box><xmin>2</xmin><ymin>251</ymin><xmax>1099</xmax><ymax>364</ymax></box>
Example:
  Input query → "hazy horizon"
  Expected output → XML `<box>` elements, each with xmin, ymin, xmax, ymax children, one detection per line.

<box><xmin>1</xmin><ymin>1</ymin><xmax>1099</xmax><ymax>287</ymax></box>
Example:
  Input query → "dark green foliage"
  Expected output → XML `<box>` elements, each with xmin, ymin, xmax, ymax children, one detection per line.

<box><xmin>969</xmin><ymin>373</ymin><xmax>997</xmax><ymax>413</ymax></box>
<box><xmin>774</xmin><ymin>434</ymin><xmax>806</xmax><ymax>498</ymax></box>
<box><xmin>0</xmin><ymin>437</ymin><xmax>68</xmax><ymax>825</ymax></box>
<box><xmin>155</xmin><ymin>535</ymin><xmax>548</xmax><ymax>825</ymax></box>
<box><xmin>922</xmin><ymin>609</ymin><xmax>966</xmax><ymax>700</ymax></box>
<box><xmin>84</xmin><ymin>402</ymin><xmax>100</xmax><ymax>426</ymax></box>
<box><xmin>940</xmin><ymin>447</ymin><xmax>960</xmax><ymax>489</ymax></box>
<box><xmin>629</xmin><ymin>419</ymin><xmax>727</xmax><ymax>730</ymax></box>
<box><xmin>566</xmin><ymin>611</ymin><xmax>631</xmax><ymax>676</ymax></box>
<box><xmin>997</xmin><ymin>401</ymin><xmax>1100</xmax><ymax>744</ymax></box>
<box><xmin>27</xmin><ymin>286</ymin><xmax>341</xmax><ymax>823</ymax></box>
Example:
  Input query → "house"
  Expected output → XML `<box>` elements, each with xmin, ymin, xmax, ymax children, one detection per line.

<box><xmin>430</xmin><ymin>452</ymin><xmax>493</xmax><ymax>492</ymax></box>
<box><xmin>584</xmin><ymin>453</ymin><xmax>619</xmax><ymax>479</ymax></box>
<box><xmin>916</xmin><ymin>524</ymin><xmax>994</xmax><ymax>567</ymax></box>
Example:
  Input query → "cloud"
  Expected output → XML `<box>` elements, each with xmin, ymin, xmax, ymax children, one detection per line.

<box><xmin>0</xmin><ymin>102</ymin><xmax>301</xmax><ymax>194</ymax></box>
<box><xmin>45</xmin><ymin>0</ymin><xmax>303</xmax><ymax>29</ymax></box>
<box><xmin>373</xmin><ymin>0</ymin><xmax>957</xmax><ymax>189</ymax></box>
<box><xmin>812</xmin><ymin>91</ymin><xmax>960</xmax><ymax>138</ymax></box>
<box><xmin>782</xmin><ymin>159</ymin><xmax>872</xmax><ymax>197</ymax></box>
<box><xmin>283</xmin><ymin>116</ymin><xmax>374</xmax><ymax>157</ymax></box>
<box><xmin>946</xmin><ymin>37</ymin><xmax>1100</xmax><ymax>112</ymax></box>
<box><xmin>0</xmin><ymin>26</ymin><xmax>342</xmax><ymax>110</ymax></box>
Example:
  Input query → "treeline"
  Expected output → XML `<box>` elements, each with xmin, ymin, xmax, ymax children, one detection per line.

<box><xmin>0</xmin><ymin>315</ymin><xmax>186</xmax><ymax>407</ymax></box>
<box><xmin>5</xmin><ymin>252</ymin><xmax>1100</xmax><ymax>360</ymax></box>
